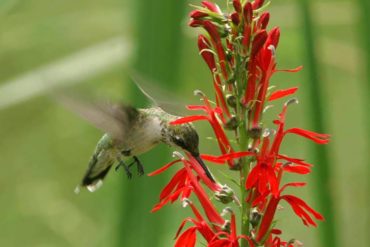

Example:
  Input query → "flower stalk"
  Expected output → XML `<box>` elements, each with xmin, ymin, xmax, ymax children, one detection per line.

<box><xmin>149</xmin><ymin>1</ymin><xmax>329</xmax><ymax>246</ymax></box>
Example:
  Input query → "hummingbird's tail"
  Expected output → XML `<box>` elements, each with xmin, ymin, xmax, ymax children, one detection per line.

<box><xmin>193</xmin><ymin>155</ymin><xmax>216</xmax><ymax>182</ymax></box>
<box><xmin>81</xmin><ymin>164</ymin><xmax>113</xmax><ymax>192</ymax></box>
<box><xmin>76</xmin><ymin>153</ymin><xmax>114</xmax><ymax>193</ymax></box>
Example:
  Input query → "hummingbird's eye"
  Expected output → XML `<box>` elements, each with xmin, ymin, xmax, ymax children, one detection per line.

<box><xmin>173</xmin><ymin>136</ymin><xmax>186</xmax><ymax>149</ymax></box>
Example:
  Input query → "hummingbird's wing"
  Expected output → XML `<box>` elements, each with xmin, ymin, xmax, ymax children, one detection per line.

<box><xmin>129</xmin><ymin>71</ymin><xmax>194</xmax><ymax>116</ymax></box>
<box><xmin>55</xmin><ymin>94</ymin><xmax>139</xmax><ymax>141</ymax></box>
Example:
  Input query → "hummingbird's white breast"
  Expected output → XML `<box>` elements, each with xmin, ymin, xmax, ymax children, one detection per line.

<box><xmin>120</xmin><ymin>112</ymin><xmax>163</xmax><ymax>156</ymax></box>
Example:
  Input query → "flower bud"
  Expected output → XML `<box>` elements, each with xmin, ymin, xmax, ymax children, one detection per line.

<box><xmin>233</xmin><ymin>0</ymin><xmax>242</xmax><ymax>13</ymax></box>
<box><xmin>224</xmin><ymin>115</ymin><xmax>238</xmax><ymax>130</ymax></box>
<box><xmin>202</xmin><ymin>1</ymin><xmax>222</xmax><ymax>14</ymax></box>
<box><xmin>252</xmin><ymin>0</ymin><xmax>265</xmax><ymax>9</ymax></box>
<box><xmin>198</xmin><ymin>35</ymin><xmax>216</xmax><ymax>71</ymax></box>
<box><xmin>258</xmin><ymin>12</ymin><xmax>270</xmax><ymax>29</ymax></box>
<box><xmin>251</xmin><ymin>29</ymin><xmax>267</xmax><ymax>57</ymax></box>
<box><xmin>230</xmin><ymin>12</ymin><xmax>240</xmax><ymax>26</ymax></box>
<box><xmin>266</xmin><ymin>27</ymin><xmax>280</xmax><ymax>48</ymax></box>
<box><xmin>226</xmin><ymin>94</ymin><xmax>237</xmax><ymax>108</ymax></box>
<box><xmin>243</xmin><ymin>2</ymin><xmax>253</xmax><ymax>24</ymax></box>
<box><xmin>222</xmin><ymin>220</ymin><xmax>231</xmax><ymax>232</ymax></box>
<box><xmin>229</xmin><ymin>158</ymin><xmax>242</xmax><ymax>170</ymax></box>
<box><xmin>215</xmin><ymin>185</ymin><xmax>235</xmax><ymax>204</ymax></box>
<box><xmin>189</xmin><ymin>10</ymin><xmax>208</xmax><ymax>19</ymax></box>
<box><xmin>250</xmin><ymin>208</ymin><xmax>262</xmax><ymax>228</ymax></box>
<box><xmin>248</xmin><ymin>126</ymin><xmax>262</xmax><ymax>139</ymax></box>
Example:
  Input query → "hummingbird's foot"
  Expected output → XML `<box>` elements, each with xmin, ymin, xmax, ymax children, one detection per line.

<box><xmin>116</xmin><ymin>160</ymin><xmax>132</xmax><ymax>179</ymax></box>
<box><xmin>134</xmin><ymin>156</ymin><xmax>145</xmax><ymax>176</ymax></box>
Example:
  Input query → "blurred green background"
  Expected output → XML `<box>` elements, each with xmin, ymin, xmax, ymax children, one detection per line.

<box><xmin>0</xmin><ymin>0</ymin><xmax>368</xmax><ymax>246</ymax></box>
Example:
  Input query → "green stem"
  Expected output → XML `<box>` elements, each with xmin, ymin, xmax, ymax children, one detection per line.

<box><xmin>356</xmin><ymin>0</ymin><xmax>370</xmax><ymax>242</ymax></box>
<box><xmin>298</xmin><ymin>1</ymin><xmax>337</xmax><ymax>247</ymax></box>
<box><xmin>239</xmin><ymin>113</ymin><xmax>251</xmax><ymax>247</ymax></box>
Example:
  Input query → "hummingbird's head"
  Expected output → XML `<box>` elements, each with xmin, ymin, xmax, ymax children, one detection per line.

<box><xmin>168</xmin><ymin>123</ymin><xmax>200</xmax><ymax>157</ymax></box>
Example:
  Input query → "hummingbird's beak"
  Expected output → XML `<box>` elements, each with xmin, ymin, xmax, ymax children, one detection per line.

<box><xmin>193</xmin><ymin>155</ymin><xmax>216</xmax><ymax>182</ymax></box>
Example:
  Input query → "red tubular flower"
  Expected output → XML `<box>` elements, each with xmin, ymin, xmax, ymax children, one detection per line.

<box><xmin>251</xmin><ymin>30</ymin><xmax>268</xmax><ymax>58</ymax></box>
<box><xmin>152</xmin><ymin>1</ymin><xmax>329</xmax><ymax>246</ymax></box>
<box><xmin>258</xmin><ymin>12</ymin><xmax>270</xmax><ymax>29</ymax></box>
<box><xmin>247</xmin><ymin>103</ymin><xmax>329</xmax><ymax>197</ymax></box>
<box><xmin>246</xmin><ymin>136</ymin><xmax>279</xmax><ymax>196</ymax></box>
<box><xmin>175</xmin><ymin>202</ymin><xmax>217</xmax><ymax>246</ymax></box>
<box><xmin>252</xmin><ymin>0</ymin><xmax>265</xmax><ymax>9</ymax></box>
<box><xmin>183</xmin><ymin>157</ymin><xmax>225</xmax><ymax>226</ymax></box>
<box><xmin>243</xmin><ymin>2</ymin><xmax>253</xmax><ymax>24</ymax></box>
<box><xmin>256</xmin><ymin>182</ymin><xmax>324</xmax><ymax>242</ymax></box>
<box><xmin>202</xmin><ymin>21</ymin><xmax>229</xmax><ymax>80</ymax></box>
<box><xmin>269</xmin><ymin>87</ymin><xmax>298</xmax><ymax>101</ymax></box>
<box><xmin>233</xmin><ymin>0</ymin><xmax>242</xmax><ymax>13</ymax></box>
<box><xmin>198</xmin><ymin>35</ymin><xmax>216</xmax><ymax>71</ymax></box>
<box><xmin>190</xmin><ymin>10</ymin><xmax>209</xmax><ymax>19</ymax></box>
<box><xmin>171</xmin><ymin>99</ymin><xmax>235</xmax><ymax>168</ymax></box>
<box><xmin>231</xmin><ymin>12</ymin><xmax>240</xmax><ymax>26</ymax></box>
<box><xmin>202</xmin><ymin>1</ymin><xmax>221</xmax><ymax>14</ymax></box>
<box><xmin>208</xmin><ymin>212</ymin><xmax>255</xmax><ymax>247</ymax></box>
<box><xmin>197</xmin><ymin>35</ymin><xmax>231</xmax><ymax>118</ymax></box>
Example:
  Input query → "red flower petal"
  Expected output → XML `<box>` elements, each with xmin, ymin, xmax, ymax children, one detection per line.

<box><xmin>281</xmin><ymin>195</ymin><xmax>324</xmax><ymax>226</ymax></box>
<box><xmin>233</xmin><ymin>0</ymin><xmax>242</xmax><ymax>13</ymax></box>
<box><xmin>252</xmin><ymin>0</ymin><xmax>265</xmax><ymax>9</ymax></box>
<box><xmin>201</xmin><ymin>151</ymin><xmax>254</xmax><ymax>164</ymax></box>
<box><xmin>268</xmin><ymin>87</ymin><xmax>298</xmax><ymax>101</ymax></box>
<box><xmin>198</xmin><ymin>35</ymin><xmax>216</xmax><ymax>71</ymax></box>
<box><xmin>275</xmin><ymin>65</ymin><xmax>303</xmax><ymax>73</ymax></box>
<box><xmin>279</xmin><ymin>182</ymin><xmax>306</xmax><ymax>195</ymax></box>
<box><xmin>258</xmin><ymin>12</ymin><xmax>270</xmax><ymax>29</ymax></box>
<box><xmin>175</xmin><ymin>227</ymin><xmax>197</xmax><ymax>247</ymax></box>
<box><xmin>251</xmin><ymin>30</ymin><xmax>268</xmax><ymax>57</ymax></box>
<box><xmin>277</xmin><ymin>154</ymin><xmax>313</xmax><ymax>167</ymax></box>
<box><xmin>170</xmin><ymin>115</ymin><xmax>209</xmax><ymax>125</ymax></box>
<box><xmin>159</xmin><ymin>168</ymin><xmax>187</xmax><ymax>200</ymax></box>
<box><xmin>285</xmin><ymin>128</ymin><xmax>330</xmax><ymax>144</ymax></box>
<box><xmin>148</xmin><ymin>159</ymin><xmax>181</xmax><ymax>176</ymax></box>
<box><xmin>266</xmin><ymin>27</ymin><xmax>280</xmax><ymax>48</ymax></box>
<box><xmin>202</xmin><ymin>1</ymin><xmax>221</xmax><ymax>13</ymax></box>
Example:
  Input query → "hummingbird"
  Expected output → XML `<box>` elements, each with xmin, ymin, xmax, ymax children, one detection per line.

<box><xmin>58</xmin><ymin>84</ymin><xmax>215</xmax><ymax>193</ymax></box>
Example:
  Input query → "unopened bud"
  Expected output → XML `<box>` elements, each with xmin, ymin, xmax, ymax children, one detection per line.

<box><xmin>215</xmin><ymin>185</ymin><xmax>235</xmax><ymax>204</ymax></box>
<box><xmin>194</xmin><ymin>89</ymin><xmax>205</xmax><ymax>97</ymax></box>
<box><xmin>226</xmin><ymin>94</ymin><xmax>237</xmax><ymax>108</ymax></box>
<box><xmin>230</xmin><ymin>12</ymin><xmax>240</xmax><ymax>26</ymax></box>
<box><xmin>233</xmin><ymin>0</ymin><xmax>242</xmax><ymax>13</ymax></box>
<box><xmin>258</xmin><ymin>12</ymin><xmax>270</xmax><ymax>29</ymax></box>
<box><xmin>288</xmin><ymin>239</ymin><xmax>303</xmax><ymax>246</ymax></box>
<box><xmin>222</xmin><ymin>220</ymin><xmax>231</xmax><ymax>233</ymax></box>
<box><xmin>182</xmin><ymin>199</ymin><xmax>191</xmax><ymax>208</ymax></box>
<box><xmin>285</xmin><ymin>98</ymin><xmax>299</xmax><ymax>107</ymax></box>
<box><xmin>250</xmin><ymin>208</ymin><xmax>262</xmax><ymax>228</ymax></box>
<box><xmin>224</xmin><ymin>115</ymin><xmax>238</xmax><ymax>130</ymax></box>
<box><xmin>221</xmin><ymin>207</ymin><xmax>233</xmax><ymax>216</ymax></box>
<box><xmin>248</xmin><ymin>126</ymin><xmax>262</xmax><ymax>139</ymax></box>
<box><xmin>229</xmin><ymin>159</ymin><xmax>242</xmax><ymax>170</ymax></box>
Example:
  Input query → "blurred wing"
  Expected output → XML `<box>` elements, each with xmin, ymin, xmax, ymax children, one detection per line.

<box><xmin>129</xmin><ymin>71</ymin><xmax>193</xmax><ymax>116</ymax></box>
<box><xmin>55</xmin><ymin>93</ymin><xmax>138</xmax><ymax>141</ymax></box>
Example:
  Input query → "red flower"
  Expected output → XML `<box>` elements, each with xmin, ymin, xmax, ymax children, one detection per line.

<box><xmin>208</xmin><ymin>211</ymin><xmax>255</xmax><ymax>247</ymax></box>
<box><xmin>175</xmin><ymin>201</ymin><xmax>217</xmax><ymax>246</ymax></box>
<box><xmin>256</xmin><ymin>182</ymin><xmax>324</xmax><ymax>242</ymax></box>
<box><xmin>171</xmin><ymin>96</ymin><xmax>235</xmax><ymax>168</ymax></box>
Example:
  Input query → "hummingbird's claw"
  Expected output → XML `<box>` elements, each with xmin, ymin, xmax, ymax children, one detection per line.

<box><xmin>134</xmin><ymin>156</ymin><xmax>145</xmax><ymax>176</ymax></box>
<box><xmin>117</xmin><ymin>160</ymin><xmax>133</xmax><ymax>179</ymax></box>
<box><xmin>125</xmin><ymin>169</ymin><xmax>133</xmax><ymax>179</ymax></box>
